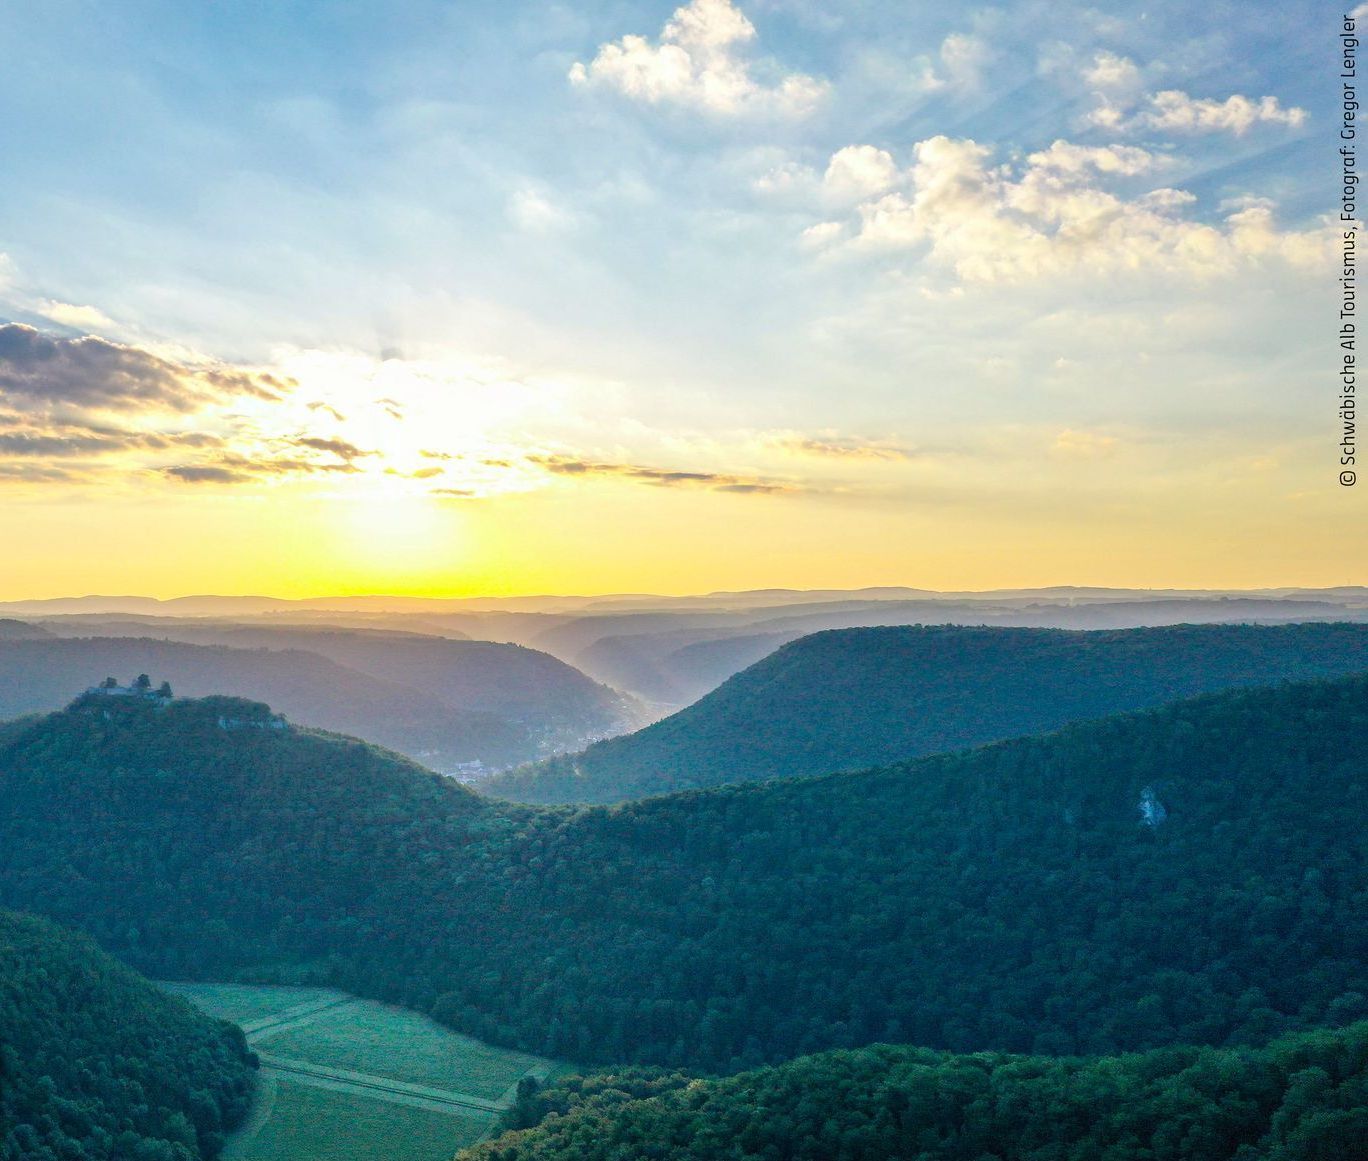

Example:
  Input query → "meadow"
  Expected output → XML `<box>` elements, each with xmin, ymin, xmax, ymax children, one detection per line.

<box><xmin>161</xmin><ymin>982</ymin><xmax>562</xmax><ymax>1161</ymax></box>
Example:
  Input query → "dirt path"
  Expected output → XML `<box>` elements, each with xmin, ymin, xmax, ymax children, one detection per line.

<box><xmin>256</xmin><ymin>1052</ymin><xmax>504</xmax><ymax>1115</ymax></box>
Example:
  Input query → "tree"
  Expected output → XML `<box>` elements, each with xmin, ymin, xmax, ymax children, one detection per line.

<box><xmin>133</xmin><ymin>675</ymin><xmax>152</xmax><ymax>692</ymax></box>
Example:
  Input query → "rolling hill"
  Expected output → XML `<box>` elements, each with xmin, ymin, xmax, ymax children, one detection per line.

<box><xmin>0</xmin><ymin>908</ymin><xmax>254</xmax><ymax>1160</ymax></box>
<box><xmin>467</xmin><ymin>1023</ymin><xmax>1368</xmax><ymax>1161</ymax></box>
<box><xmin>0</xmin><ymin>675</ymin><xmax>1365</xmax><ymax>1074</ymax></box>
<box><xmin>0</xmin><ymin>637</ymin><xmax>530</xmax><ymax>770</ymax></box>
<box><xmin>33</xmin><ymin>622</ymin><xmax>640</xmax><ymax>752</ymax></box>
<box><xmin>484</xmin><ymin>622</ymin><xmax>1368</xmax><ymax>803</ymax></box>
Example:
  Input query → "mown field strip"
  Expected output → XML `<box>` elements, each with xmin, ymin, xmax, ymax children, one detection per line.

<box><xmin>241</xmin><ymin>996</ymin><xmax>358</xmax><ymax>1038</ymax></box>
<box><xmin>257</xmin><ymin>1053</ymin><xmax>504</xmax><ymax>1114</ymax></box>
<box><xmin>160</xmin><ymin>982</ymin><xmax>562</xmax><ymax>1159</ymax></box>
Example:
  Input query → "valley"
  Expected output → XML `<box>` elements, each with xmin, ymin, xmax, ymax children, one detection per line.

<box><xmin>157</xmin><ymin>984</ymin><xmax>562</xmax><ymax>1161</ymax></box>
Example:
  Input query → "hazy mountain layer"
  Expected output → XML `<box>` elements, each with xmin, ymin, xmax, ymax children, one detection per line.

<box><xmin>34</xmin><ymin>623</ymin><xmax>643</xmax><ymax>753</ymax></box>
<box><xmin>0</xmin><ymin>637</ymin><xmax>531</xmax><ymax>769</ymax></box>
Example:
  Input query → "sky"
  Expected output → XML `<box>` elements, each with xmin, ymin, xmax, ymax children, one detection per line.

<box><xmin>0</xmin><ymin>0</ymin><xmax>1357</xmax><ymax>597</ymax></box>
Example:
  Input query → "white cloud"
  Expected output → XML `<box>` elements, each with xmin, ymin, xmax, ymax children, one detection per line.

<box><xmin>1137</xmin><ymin>90</ymin><xmax>1306</xmax><ymax>134</ymax></box>
<box><xmin>1081</xmin><ymin>52</ymin><xmax>1306</xmax><ymax>136</ymax></box>
<box><xmin>568</xmin><ymin>0</ymin><xmax>827</xmax><ymax>117</ymax></box>
<box><xmin>800</xmin><ymin>221</ymin><xmax>845</xmax><ymax>249</ymax></box>
<box><xmin>35</xmin><ymin>300</ymin><xmax>117</xmax><ymax>331</ymax></box>
<box><xmin>507</xmin><ymin>188</ymin><xmax>576</xmax><ymax>233</ymax></box>
<box><xmin>822</xmin><ymin>145</ymin><xmax>899</xmax><ymax>206</ymax></box>
<box><xmin>935</xmin><ymin>33</ymin><xmax>990</xmax><ymax>92</ymax></box>
<box><xmin>1083</xmin><ymin>50</ymin><xmax>1143</xmax><ymax>95</ymax></box>
<box><xmin>828</xmin><ymin>135</ymin><xmax>1331</xmax><ymax>283</ymax></box>
<box><xmin>753</xmin><ymin>159</ymin><xmax>818</xmax><ymax>196</ymax></box>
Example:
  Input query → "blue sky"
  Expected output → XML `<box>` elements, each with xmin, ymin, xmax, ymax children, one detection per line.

<box><xmin>0</xmin><ymin>0</ymin><xmax>1355</xmax><ymax>595</ymax></box>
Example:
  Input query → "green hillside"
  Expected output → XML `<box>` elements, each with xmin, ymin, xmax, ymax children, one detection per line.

<box><xmin>465</xmin><ymin>1023</ymin><xmax>1368</xmax><ymax>1161</ymax></box>
<box><xmin>485</xmin><ymin>622</ymin><xmax>1368</xmax><ymax>803</ymax></box>
<box><xmin>0</xmin><ymin>678</ymin><xmax>1365</xmax><ymax>1074</ymax></box>
<box><xmin>0</xmin><ymin>909</ymin><xmax>254</xmax><ymax>1161</ymax></box>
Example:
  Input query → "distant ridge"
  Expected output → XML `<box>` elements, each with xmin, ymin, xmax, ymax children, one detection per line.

<box><xmin>485</xmin><ymin>621</ymin><xmax>1368</xmax><ymax>803</ymax></box>
<box><xmin>2</xmin><ymin>585</ymin><xmax>1365</xmax><ymax>617</ymax></box>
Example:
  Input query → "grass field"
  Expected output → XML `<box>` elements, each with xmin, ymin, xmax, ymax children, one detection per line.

<box><xmin>229</xmin><ymin>1079</ymin><xmax>489</xmax><ymax>1161</ymax></box>
<box><xmin>159</xmin><ymin>982</ymin><xmax>346</xmax><ymax>1026</ymax></box>
<box><xmin>254</xmin><ymin>1000</ymin><xmax>548</xmax><ymax>1098</ymax></box>
<box><xmin>160</xmin><ymin>982</ymin><xmax>562</xmax><ymax>1161</ymax></box>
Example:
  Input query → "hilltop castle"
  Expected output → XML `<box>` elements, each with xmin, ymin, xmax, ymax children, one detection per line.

<box><xmin>84</xmin><ymin>675</ymin><xmax>174</xmax><ymax>703</ymax></box>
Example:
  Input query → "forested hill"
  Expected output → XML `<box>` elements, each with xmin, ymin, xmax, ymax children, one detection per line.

<box><xmin>0</xmin><ymin>908</ymin><xmax>254</xmax><ymax>1161</ymax></box>
<box><xmin>0</xmin><ymin>679</ymin><xmax>1366</xmax><ymax>1074</ymax></box>
<box><xmin>484</xmin><ymin>621</ymin><xmax>1368</xmax><ymax>803</ymax></box>
<box><xmin>469</xmin><ymin>1023</ymin><xmax>1368</xmax><ymax>1161</ymax></box>
<box><xmin>0</xmin><ymin>637</ymin><xmax>534</xmax><ymax>771</ymax></box>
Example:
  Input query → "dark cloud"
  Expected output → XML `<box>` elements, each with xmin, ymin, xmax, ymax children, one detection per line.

<box><xmin>0</xmin><ymin>424</ymin><xmax>223</xmax><ymax>458</ymax></box>
<box><xmin>528</xmin><ymin>455</ymin><xmax>800</xmax><ymax>495</ymax></box>
<box><xmin>162</xmin><ymin>450</ymin><xmax>363</xmax><ymax>484</ymax></box>
<box><xmin>163</xmin><ymin>465</ymin><xmax>252</xmax><ymax>484</ymax></box>
<box><xmin>375</xmin><ymin>397</ymin><xmax>404</xmax><ymax>420</ymax></box>
<box><xmin>0</xmin><ymin>324</ymin><xmax>290</xmax><ymax>412</ymax></box>
<box><xmin>431</xmin><ymin>487</ymin><xmax>476</xmax><ymax>497</ymax></box>
<box><xmin>420</xmin><ymin>449</ymin><xmax>459</xmax><ymax>460</ymax></box>
<box><xmin>293</xmin><ymin>436</ymin><xmax>375</xmax><ymax>459</ymax></box>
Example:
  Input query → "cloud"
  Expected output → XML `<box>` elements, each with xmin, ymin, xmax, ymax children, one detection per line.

<box><xmin>508</xmin><ymin>188</ymin><xmax>576</xmax><ymax>233</ymax></box>
<box><xmin>0</xmin><ymin>424</ymin><xmax>221</xmax><ymax>458</ymax></box>
<box><xmin>778</xmin><ymin>435</ymin><xmax>918</xmax><ymax>461</ymax></box>
<box><xmin>1082</xmin><ymin>50</ymin><xmax>1143</xmax><ymax>96</ymax></box>
<box><xmin>816</xmin><ymin>135</ymin><xmax>1331</xmax><ymax>283</ymax></box>
<box><xmin>164</xmin><ymin>464</ymin><xmax>253</xmax><ymax>484</ymax></box>
<box><xmin>306</xmin><ymin>401</ymin><xmax>347</xmax><ymax>422</ymax></box>
<box><xmin>1134</xmin><ymin>91</ymin><xmax>1307</xmax><ymax>135</ymax></box>
<box><xmin>569</xmin><ymin>0</ymin><xmax>827</xmax><ymax>117</ymax></box>
<box><xmin>160</xmin><ymin>448</ymin><xmax>367</xmax><ymax>486</ymax></box>
<box><xmin>1081</xmin><ymin>52</ymin><xmax>1306</xmax><ymax>135</ymax></box>
<box><xmin>823</xmin><ymin>146</ymin><xmax>899</xmax><ymax>206</ymax></box>
<box><xmin>34</xmin><ymin>300</ymin><xmax>117</xmax><ymax>331</ymax></box>
<box><xmin>0</xmin><ymin>324</ymin><xmax>287</xmax><ymax>412</ymax></box>
<box><xmin>917</xmin><ymin>32</ymin><xmax>991</xmax><ymax>94</ymax></box>
<box><xmin>292</xmin><ymin>436</ymin><xmax>375</xmax><ymax>460</ymax></box>
<box><xmin>529</xmin><ymin>453</ymin><xmax>800</xmax><ymax>494</ymax></box>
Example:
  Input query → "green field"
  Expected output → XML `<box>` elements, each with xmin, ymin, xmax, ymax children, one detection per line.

<box><xmin>159</xmin><ymin>982</ymin><xmax>347</xmax><ymax>1026</ymax></box>
<box><xmin>229</xmin><ymin>1079</ymin><xmax>488</xmax><ymax>1161</ymax></box>
<box><xmin>254</xmin><ymin>1001</ymin><xmax>548</xmax><ymax>1098</ymax></box>
<box><xmin>160</xmin><ymin>982</ymin><xmax>561</xmax><ymax>1161</ymax></box>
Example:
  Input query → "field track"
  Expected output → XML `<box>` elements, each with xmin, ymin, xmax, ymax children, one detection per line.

<box><xmin>163</xmin><ymin>983</ymin><xmax>561</xmax><ymax>1157</ymax></box>
<box><xmin>259</xmin><ymin>1053</ymin><xmax>506</xmax><ymax>1114</ymax></box>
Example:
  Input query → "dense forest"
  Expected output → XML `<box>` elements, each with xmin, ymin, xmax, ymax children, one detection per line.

<box><xmin>485</xmin><ymin>622</ymin><xmax>1368</xmax><ymax>803</ymax></box>
<box><xmin>465</xmin><ymin>1023</ymin><xmax>1368</xmax><ymax>1161</ymax></box>
<box><xmin>0</xmin><ymin>678</ymin><xmax>1365</xmax><ymax>1074</ymax></box>
<box><xmin>0</xmin><ymin>909</ymin><xmax>254</xmax><ymax>1161</ymax></box>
